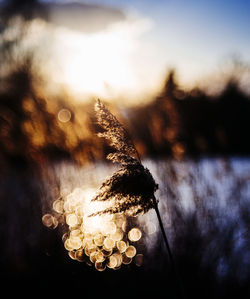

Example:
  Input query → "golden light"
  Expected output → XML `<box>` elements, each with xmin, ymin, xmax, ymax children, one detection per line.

<box><xmin>117</xmin><ymin>240</ymin><xmax>127</xmax><ymax>253</ymax></box>
<box><xmin>66</xmin><ymin>213</ymin><xmax>79</xmax><ymax>227</ymax></box>
<box><xmin>102</xmin><ymin>248</ymin><xmax>113</xmax><ymax>257</ymax></box>
<box><xmin>125</xmin><ymin>245</ymin><xmax>136</xmax><ymax>258</ymax></box>
<box><xmin>122</xmin><ymin>254</ymin><xmax>132</xmax><ymax>265</ymax></box>
<box><xmin>68</xmin><ymin>251</ymin><xmax>76</xmax><ymax>260</ymax></box>
<box><xmin>42</xmin><ymin>213</ymin><xmax>58</xmax><ymax>229</ymax></box>
<box><xmin>103</xmin><ymin>237</ymin><xmax>115</xmax><ymax>250</ymax></box>
<box><xmin>101</xmin><ymin>221</ymin><xmax>117</xmax><ymax>235</ymax></box>
<box><xmin>111</xmin><ymin>230</ymin><xmax>123</xmax><ymax>241</ymax></box>
<box><xmin>112</xmin><ymin>252</ymin><xmax>123</xmax><ymax>268</ymax></box>
<box><xmin>70</xmin><ymin>229</ymin><xmax>82</xmax><ymax>237</ymax></box>
<box><xmin>42</xmin><ymin>213</ymin><xmax>54</xmax><ymax>227</ymax></box>
<box><xmin>52</xmin><ymin>199</ymin><xmax>64</xmax><ymax>214</ymax></box>
<box><xmin>24</xmin><ymin>18</ymin><xmax>163</xmax><ymax>105</ymax></box>
<box><xmin>85</xmin><ymin>246</ymin><xmax>96</xmax><ymax>257</ymax></box>
<box><xmin>90</xmin><ymin>251</ymin><xmax>97</xmax><ymax>263</ymax></box>
<box><xmin>95</xmin><ymin>262</ymin><xmax>106</xmax><ymax>272</ymax></box>
<box><xmin>54</xmin><ymin>28</ymin><xmax>134</xmax><ymax>97</ymax></box>
<box><xmin>42</xmin><ymin>185</ymin><xmax>144</xmax><ymax>270</ymax></box>
<box><xmin>57</xmin><ymin>108</ymin><xmax>71</xmax><ymax>123</ymax></box>
<box><xmin>69</xmin><ymin>236</ymin><xmax>82</xmax><ymax>250</ymax></box>
<box><xmin>64</xmin><ymin>238</ymin><xmax>73</xmax><ymax>251</ymax></box>
<box><xmin>75</xmin><ymin>249</ymin><xmax>85</xmax><ymax>262</ymax></box>
<box><xmin>94</xmin><ymin>233</ymin><xmax>105</xmax><ymax>246</ymax></box>
<box><xmin>128</xmin><ymin>228</ymin><xmax>142</xmax><ymax>242</ymax></box>
<box><xmin>107</xmin><ymin>255</ymin><xmax>117</xmax><ymax>269</ymax></box>
<box><xmin>95</xmin><ymin>251</ymin><xmax>105</xmax><ymax>263</ymax></box>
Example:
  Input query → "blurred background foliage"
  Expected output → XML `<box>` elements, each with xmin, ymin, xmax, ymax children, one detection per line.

<box><xmin>1</xmin><ymin>50</ymin><xmax>250</xmax><ymax>170</ymax></box>
<box><xmin>1</xmin><ymin>0</ymin><xmax>250</xmax><ymax>171</ymax></box>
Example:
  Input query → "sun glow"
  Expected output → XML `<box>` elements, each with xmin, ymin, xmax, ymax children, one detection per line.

<box><xmin>51</xmin><ymin>19</ymin><xmax>160</xmax><ymax>102</ymax></box>
<box><xmin>53</xmin><ymin>26</ymin><xmax>135</xmax><ymax>97</ymax></box>
<box><xmin>42</xmin><ymin>186</ymin><xmax>143</xmax><ymax>270</ymax></box>
<box><xmin>24</xmin><ymin>17</ymin><xmax>163</xmax><ymax>104</ymax></box>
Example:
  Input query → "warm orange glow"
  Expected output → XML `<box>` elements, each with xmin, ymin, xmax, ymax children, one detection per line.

<box><xmin>117</xmin><ymin>240</ymin><xmax>127</xmax><ymax>253</ymax></box>
<box><xmin>42</xmin><ymin>185</ymin><xmax>144</xmax><ymax>270</ymax></box>
<box><xmin>128</xmin><ymin>228</ymin><xmax>142</xmax><ymax>242</ymax></box>
<box><xmin>125</xmin><ymin>245</ymin><xmax>136</xmax><ymax>258</ymax></box>
<box><xmin>57</xmin><ymin>108</ymin><xmax>71</xmax><ymax>123</ymax></box>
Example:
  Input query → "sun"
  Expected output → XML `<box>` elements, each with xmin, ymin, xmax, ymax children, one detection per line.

<box><xmin>25</xmin><ymin>17</ymin><xmax>163</xmax><ymax>104</ymax></box>
<box><xmin>51</xmin><ymin>25</ymin><xmax>136</xmax><ymax>99</ymax></box>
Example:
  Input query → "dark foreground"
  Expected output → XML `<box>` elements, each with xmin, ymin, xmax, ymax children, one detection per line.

<box><xmin>0</xmin><ymin>158</ymin><xmax>249</xmax><ymax>299</ymax></box>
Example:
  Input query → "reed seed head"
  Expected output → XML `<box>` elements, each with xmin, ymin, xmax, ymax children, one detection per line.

<box><xmin>91</xmin><ymin>100</ymin><xmax>158</xmax><ymax>217</ymax></box>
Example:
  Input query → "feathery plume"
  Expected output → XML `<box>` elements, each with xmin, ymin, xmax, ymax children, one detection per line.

<box><xmin>91</xmin><ymin>99</ymin><xmax>158</xmax><ymax>216</ymax></box>
<box><xmin>91</xmin><ymin>100</ymin><xmax>185</xmax><ymax>298</ymax></box>
<box><xmin>95</xmin><ymin>99</ymin><xmax>140</xmax><ymax>162</ymax></box>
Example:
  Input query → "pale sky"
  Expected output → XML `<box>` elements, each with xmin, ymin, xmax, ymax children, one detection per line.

<box><xmin>41</xmin><ymin>0</ymin><xmax>250</xmax><ymax>85</ymax></box>
<box><xmin>4</xmin><ymin>0</ymin><xmax>249</xmax><ymax>103</ymax></box>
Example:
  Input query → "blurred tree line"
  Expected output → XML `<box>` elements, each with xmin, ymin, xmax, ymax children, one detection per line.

<box><xmin>128</xmin><ymin>69</ymin><xmax>250</xmax><ymax>160</ymax></box>
<box><xmin>1</xmin><ymin>58</ymin><xmax>250</xmax><ymax>170</ymax></box>
<box><xmin>0</xmin><ymin>0</ymin><xmax>250</xmax><ymax>170</ymax></box>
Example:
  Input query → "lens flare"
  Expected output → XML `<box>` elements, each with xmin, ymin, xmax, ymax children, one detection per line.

<box><xmin>135</xmin><ymin>254</ymin><xmax>144</xmax><ymax>267</ymax></box>
<box><xmin>117</xmin><ymin>240</ymin><xmax>127</xmax><ymax>253</ymax></box>
<box><xmin>103</xmin><ymin>237</ymin><xmax>115</xmax><ymax>250</ymax></box>
<box><xmin>113</xmin><ymin>252</ymin><xmax>123</xmax><ymax>268</ymax></box>
<box><xmin>42</xmin><ymin>214</ymin><xmax>58</xmax><ymax>229</ymax></box>
<box><xmin>69</xmin><ymin>236</ymin><xmax>82</xmax><ymax>250</ymax></box>
<box><xmin>66</xmin><ymin>213</ymin><xmax>79</xmax><ymax>227</ymax></box>
<box><xmin>95</xmin><ymin>251</ymin><xmax>105</xmax><ymax>263</ymax></box>
<box><xmin>122</xmin><ymin>254</ymin><xmax>132</xmax><ymax>265</ymax></box>
<box><xmin>111</xmin><ymin>229</ymin><xmax>123</xmax><ymax>241</ymax></box>
<box><xmin>42</xmin><ymin>186</ymin><xmax>144</xmax><ymax>271</ymax></box>
<box><xmin>90</xmin><ymin>251</ymin><xmax>97</xmax><ymax>263</ymax></box>
<box><xmin>102</xmin><ymin>248</ymin><xmax>113</xmax><ymax>257</ymax></box>
<box><xmin>107</xmin><ymin>255</ymin><xmax>117</xmax><ymax>269</ymax></box>
<box><xmin>68</xmin><ymin>251</ymin><xmax>76</xmax><ymax>260</ymax></box>
<box><xmin>95</xmin><ymin>262</ymin><xmax>106</xmax><ymax>272</ymax></box>
<box><xmin>128</xmin><ymin>228</ymin><xmax>142</xmax><ymax>242</ymax></box>
<box><xmin>57</xmin><ymin>108</ymin><xmax>71</xmax><ymax>123</ymax></box>
<box><xmin>94</xmin><ymin>234</ymin><xmax>105</xmax><ymax>246</ymax></box>
<box><xmin>125</xmin><ymin>245</ymin><xmax>136</xmax><ymax>258</ymax></box>
<box><xmin>53</xmin><ymin>199</ymin><xmax>64</xmax><ymax>214</ymax></box>
<box><xmin>75</xmin><ymin>250</ymin><xmax>85</xmax><ymax>262</ymax></box>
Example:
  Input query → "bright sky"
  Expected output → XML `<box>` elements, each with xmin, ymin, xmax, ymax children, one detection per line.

<box><xmin>89</xmin><ymin>0</ymin><xmax>250</xmax><ymax>84</ymax></box>
<box><xmin>32</xmin><ymin>0</ymin><xmax>250</xmax><ymax>102</ymax></box>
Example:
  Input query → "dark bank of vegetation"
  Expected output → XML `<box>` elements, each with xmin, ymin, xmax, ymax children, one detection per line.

<box><xmin>128</xmin><ymin>69</ymin><xmax>250</xmax><ymax>159</ymax></box>
<box><xmin>1</xmin><ymin>61</ymin><xmax>250</xmax><ymax>171</ymax></box>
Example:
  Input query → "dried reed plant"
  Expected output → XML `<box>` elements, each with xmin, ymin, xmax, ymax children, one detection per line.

<box><xmin>90</xmin><ymin>99</ymin><xmax>158</xmax><ymax>217</ymax></box>
<box><xmin>91</xmin><ymin>99</ymin><xmax>185</xmax><ymax>298</ymax></box>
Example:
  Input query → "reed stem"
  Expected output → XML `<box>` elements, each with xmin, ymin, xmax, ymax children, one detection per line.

<box><xmin>152</xmin><ymin>195</ymin><xmax>185</xmax><ymax>299</ymax></box>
